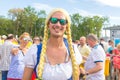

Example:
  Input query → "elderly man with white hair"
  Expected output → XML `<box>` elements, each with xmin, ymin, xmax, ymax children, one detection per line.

<box><xmin>80</xmin><ymin>34</ymin><xmax>106</xmax><ymax>80</ymax></box>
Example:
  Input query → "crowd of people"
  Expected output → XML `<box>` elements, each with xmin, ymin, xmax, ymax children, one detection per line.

<box><xmin>0</xmin><ymin>8</ymin><xmax>120</xmax><ymax>80</ymax></box>
<box><xmin>0</xmin><ymin>33</ymin><xmax>43</xmax><ymax>80</ymax></box>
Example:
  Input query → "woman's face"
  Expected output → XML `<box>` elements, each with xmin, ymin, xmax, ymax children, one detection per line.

<box><xmin>48</xmin><ymin>12</ymin><xmax>67</xmax><ymax>37</ymax></box>
<box><xmin>20</xmin><ymin>36</ymin><xmax>30</xmax><ymax>45</ymax></box>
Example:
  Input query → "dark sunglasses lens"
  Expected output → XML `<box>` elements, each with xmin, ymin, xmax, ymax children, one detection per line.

<box><xmin>50</xmin><ymin>18</ymin><xmax>67</xmax><ymax>25</ymax></box>
<box><xmin>60</xmin><ymin>19</ymin><xmax>67</xmax><ymax>25</ymax></box>
<box><xmin>50</xmin><ymin>18</ymin><xmax>58</xmax><ymax>24</ymax></box>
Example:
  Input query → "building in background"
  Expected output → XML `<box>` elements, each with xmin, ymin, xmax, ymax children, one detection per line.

<box><xmin>103</xmin><ymin>25</ymin><xmax>120</xmax><ymax>46</ymax></box>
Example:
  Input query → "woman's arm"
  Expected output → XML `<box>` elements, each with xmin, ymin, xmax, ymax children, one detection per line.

<box><xmin>22</xmin><ymin>67</ymin><xmax>34</xmax><ymax>80</ymax></box>
<box><xmin>22</xmin><ymin>44</ymin><xmax>38</xmax><ymax>80</ymax></box>
<box><xmin>79</xmin><ymin>62</ymin><xmax>103</xmax><ymax>75</ymax></box>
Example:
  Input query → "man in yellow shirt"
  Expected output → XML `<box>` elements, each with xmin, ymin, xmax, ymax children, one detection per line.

<box><xmin>0</xmin><ymin>35</ymin><xmax>7</xmax><ymax>45</ymax></box>
<box><xmin>78</xmin><ymin>36</ymin><xmax>91</xmax><ymax>79</ymax></box>
<box><xmin>78</xmin><ymin>36</ymin><xmax>91</xmax><ymax>58</ymax></box>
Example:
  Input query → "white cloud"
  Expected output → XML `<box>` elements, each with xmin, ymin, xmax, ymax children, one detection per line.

<box><xmin>110</xmin><ymin>16</ymin><xmax>120</xmax><ymax>20</ymax></box>
<box><xmin>67</xmin><ymin>0</ymin><xmax>77</xmax><ymax>3</ymax></box>
<box><xmin>71</xmin><ymin>8</ymin><xmax>120</xmax><ymax>25</ymax></box>
<box><xmin>71</xmin><ymin>8</ymin><xmax>103</xmax><ymax>17</ymax></box>
<box><xmin>73</xmin><ymin>8</ymin><xmax>90</xmax><ymax>16</ymax></box>
<box><xmin>31</xmin><ymin>3</ymin><xmax>120</xmax><ymax>25</ymax></box>
<box><xmin>32</xmin><ymin>3</ymin><xmax>53</xmax><ymax>13</ymax></box>
<box><xmin>94</xmin><ymin>0</ymin><xmax>120</xmax><ymax>7</ymax></box>
<box><xmin>109</xmin><ymin>16</ymin><xmax>120</xmax><ymax>25</ymax></box>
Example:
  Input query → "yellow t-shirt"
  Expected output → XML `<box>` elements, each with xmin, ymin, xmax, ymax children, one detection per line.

<box><xmin>12</xmin><ymin>41</ymin><xmax>18</xmax><ymax>45</ymax></box>
<box><xmin>78</xmin><ymin>44</ymin><xmax>91</xmax><ymax>57</ymax></box>
<box><xmin>78</xmin><ymin>44</ymin><xmax>91</xmax><ymax>68</ymax></box>
<box><xmin>26</xmin><ymin>41</ymin><xmax>32</xmax><ymax>48</ymax></box>
<box><xmin>0</xmin><ymin>40</ymin><xmax>4</xmax><ymax>45</ymax></box>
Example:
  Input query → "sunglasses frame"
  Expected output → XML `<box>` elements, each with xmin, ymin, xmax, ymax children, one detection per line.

<box><xmin>49</xmin><ymin>17</ymin><xmax>68</xmax><ymax>25</ymax></box>
<box><xmin>23</xmin><ymin>37</ymin><xmax>31</xmax><ymax>41</ymax></box>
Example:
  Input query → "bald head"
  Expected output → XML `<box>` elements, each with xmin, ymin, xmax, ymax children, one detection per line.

<box><xmin>79</xmin><ymin>36</ymin><xmax>86</xmax><ymax>46</ymax></box>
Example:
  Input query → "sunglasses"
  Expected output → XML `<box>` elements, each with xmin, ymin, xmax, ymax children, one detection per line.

<box><xmin>50</xmin><ymin>17</ymin><xmax>67</xmax><ymax>25</ymax></box>
<box><xmin>23</xmin><ymin>37</ymin><xmax>31</xmax><ymax>41</ymax></box>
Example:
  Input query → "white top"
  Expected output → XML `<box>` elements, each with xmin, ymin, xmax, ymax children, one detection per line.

<box><xmin>24</xmin><ymin>44</ymin><xmax>82</xmax><ymax>80</ymax></box>
<box><xmin>84</xmin><ymin>44</ymin><xmax>106</xmax><ymax>80</ymax></box>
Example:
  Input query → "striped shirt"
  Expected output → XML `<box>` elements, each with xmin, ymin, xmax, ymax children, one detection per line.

<box><xmin>0</xmin><ymin>40</ymin><xmax>19</xmax><ymax>70</ymax></box>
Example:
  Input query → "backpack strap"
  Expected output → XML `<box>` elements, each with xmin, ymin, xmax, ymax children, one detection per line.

<box><xmin>68</xmin><ymin>76</ymin><xmax>72</xmax><ymax>80</ymax></box>
<box><xmin>64</xmin><ymin>38</ymin><xmax>73</xmax><ymax>80</ymax></box>
<box><xmin>64</xmin><ymin>38</ymin><xmax>70</xmax><ymax>54</ymax></box>
<box><xmin>34</xmin><ymin>43</ymin><xmax>42</xmax><ymax>78</ymax></box>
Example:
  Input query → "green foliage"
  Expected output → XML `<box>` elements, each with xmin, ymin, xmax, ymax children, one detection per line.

<box><xmin>0</xmin><ymin>17</ymin><xmax>13</xmax><ymax>35</ymax></box>
<box><xmin>70</xmin><ymin>14</ymin><xmax>108</xmax><ymax>40</ymax></box>
<box><xmin>0</xmin><ymin>6</ymin><xmax>109</xmax><ymax>40</ymax></box>
<box><xmin>6</xmin><ymin>6</ymin><xmax>46</xmax><ymax>37</ymax></box>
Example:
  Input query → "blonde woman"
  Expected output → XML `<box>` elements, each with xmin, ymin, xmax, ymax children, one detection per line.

<box><xmin>23</xmin><ymin>8</ymin><xmax>82</xmax><ymax>80</ymax></box>
<box><xmin>7</xmin><ymin>32</ymin><xmax>31</xmax><ymax>80</ymax></box>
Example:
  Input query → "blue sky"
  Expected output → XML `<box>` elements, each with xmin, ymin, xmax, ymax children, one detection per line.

<box><xmin>0</xmin><ymin>0</ymin><xmax>120</xmax><ymax>26</ymax></box>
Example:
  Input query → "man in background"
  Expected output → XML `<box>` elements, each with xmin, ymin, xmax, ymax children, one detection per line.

<box><xmin>0</xmin><ymin>34</ymin><xmax>18</xmax><ymax>80</ymax></box>
<box><xmin>81</xmin><ymin>34</ymin><xmax>105</xmax><ymax>80</ymax></box>
<box><xmin>78</xmin><ymin>36</ymin><xmax>91</xmax><ymax>59</ymax></box>
<box><xmin>78</xmin><ymin>36</ymin><xmax>91</xmax><ymax>80</ymax></box>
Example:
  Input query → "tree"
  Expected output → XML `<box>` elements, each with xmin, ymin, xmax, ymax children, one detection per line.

<box><xmin>0</xmin><ymin>16</ymin><xmax>13</xmax><ymax>35</ymax></box>
<box><xmin>7</xmin><ymin>6</ymin><xmax>46</xmax><ymax>37</ymax></box>
<box><xmin>0</xmin><ymin>6</ymin><xmax>109</xmax><ymax>39</ymax></box>
<box><xmin>8</xmin><ymin>8</ymin><xmax>24</xmax><ymax>35</ymax></box>
<box><xmin>70</xmin><ymin>13</ymin><xmax>108</xmax><ymax>39</ymax></box>
<box><xmin>35</xmin><ymin>10</ymin><xmax>46</xmax><ymax>37</ymax></box>
<box><xmin>70</xmin><ymin>13</ymin><xmax>83</xmax><ymax>40</ymax></box>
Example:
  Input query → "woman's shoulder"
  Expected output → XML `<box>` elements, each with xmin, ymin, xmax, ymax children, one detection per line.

<box><xmin>26</xmin><ymin>44</ymin><xmax>38</xmax><ymax>56</ymax></box>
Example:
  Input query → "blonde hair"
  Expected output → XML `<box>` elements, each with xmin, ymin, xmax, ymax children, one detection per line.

<box><xmin>19</xmin><ymin>32</ymin><xmax>30</xmax><ymax>41</ymax></box>
<box><xmin>37</xmin><ymin>8</ymin><xmax>79</xmax><ymax>80</ymax></box>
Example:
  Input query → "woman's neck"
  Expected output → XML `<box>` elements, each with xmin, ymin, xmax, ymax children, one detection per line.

<box><xmin>48</xmin><ymin>37</ymin><xmax>64</xmax><ymax>48</ymax></box>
